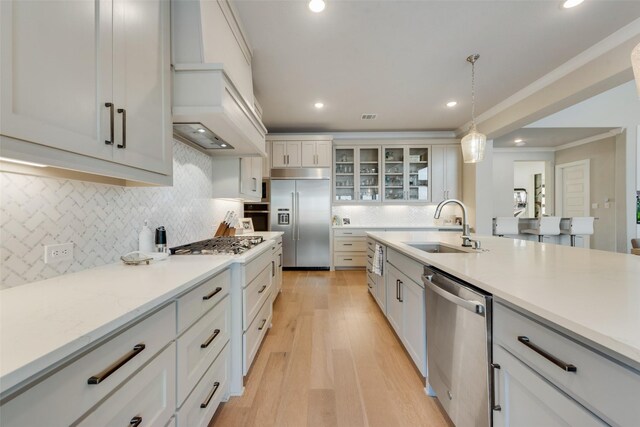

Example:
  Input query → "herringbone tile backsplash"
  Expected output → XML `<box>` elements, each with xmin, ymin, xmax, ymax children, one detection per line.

<box><xmin>0</xmin><ymin>141</ymin><xmax>242</xmax><ymax>289</ymax></box>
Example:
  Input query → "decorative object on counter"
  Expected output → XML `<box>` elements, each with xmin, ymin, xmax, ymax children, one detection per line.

<box><xmin>170</xmin><ymin>236</ymin><xmax>264</xmax><ymax>255</ymax></box>
<box><xmin>138</xmin><ymin>219</ymin><xmax>154</xmax><ymax>253</ymax></box>
<box><xmin>332</xmin><ymin>215</ymin><xmax>342</xmax><ymax>226</ymax></box>
<box><xmin>632</xmin><ymin>42</ymin><xmax>640</xmax><ymax>97</ymax></box>
<box><xmin>240</xmin><ymin>218</ymin><xmax>254</xmax><ymax>233</ymax></box>
<box><xmin>214</xmin><ymin>211</ymin><xmax>239</xmax><ymax>237</ymax></box>
<box><xmin>120</xmin><ymin>251</ymin><xmax>153</xmax><ymax>265</ymax></box>
<box><xmin>155</xmin><ymin>226</ymin><xmax>167</xmax><ymax>253</ymax></box>
<box><xmin>460</xmin><ymin>54</ymin><xmax>486</xmax><ymax>164</ymax></box>
<box><xmin>342</xmin><ymin>217</ymin><xmax>351</xmax><ymax>225</ymax></box>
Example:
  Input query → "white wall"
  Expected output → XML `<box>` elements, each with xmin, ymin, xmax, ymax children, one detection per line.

<box><xmin>514</xmin><ymin>161</ymin><xmax>546</xmax><ymax>217</ymax></box>
<box><xmin>0</xmin><ymin>141</ymin><xmax>243</xmax><ymax>288</ymax></box>
<box><xmin>528</xmin><ymin>80</ymin><xmax>639</xmax><ymax>251</ymax></box>
<box><xmin>492</xmin><ymin>151</ymin><xmax>556</xmax><ymax>218</ymax></box>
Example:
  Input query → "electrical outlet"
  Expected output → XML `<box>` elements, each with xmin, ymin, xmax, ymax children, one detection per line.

<box><xmin>44</xmin><ymin>242</ymin><xmax>73</xmax><ymax>263</ymax></box>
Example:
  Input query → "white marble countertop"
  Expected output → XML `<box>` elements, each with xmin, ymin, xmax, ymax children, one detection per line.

<box><xmin>332</xmin><ymin>225</ymin><xmax>463</xmax><ymax>230</ymax></box>
<box><xmin>0</xmin><ymin>232</ymin><xmax>282</xmax><ymax>395</ymax></box>
<box><xmin>368</xmin><ymin>231</ymin><xmax>640</xmax><ymax>367</ymax></box>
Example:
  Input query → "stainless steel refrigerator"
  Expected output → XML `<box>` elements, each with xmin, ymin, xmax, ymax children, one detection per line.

<box><xmin>270</xmin><ymin>179</ymin><xmax>330</xmax><ymax>268</ymax></box>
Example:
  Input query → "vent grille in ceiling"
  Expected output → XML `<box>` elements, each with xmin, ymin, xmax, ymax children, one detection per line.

<box><xmin>361</xmin><ymin>114</ymin><xmax>377</xmax><ymax>120</ymax></box>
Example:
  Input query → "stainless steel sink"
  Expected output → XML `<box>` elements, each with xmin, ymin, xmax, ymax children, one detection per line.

<box><xmin>404</xmin><ymin>242</ymin><xmax>473</xmax><ymax>254</ymax></box>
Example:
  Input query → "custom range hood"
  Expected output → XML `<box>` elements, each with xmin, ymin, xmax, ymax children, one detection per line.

<box><xmin>171</xmin><ymin>0</ymin><xmax>267</xmax><ymax>156</ymax></box>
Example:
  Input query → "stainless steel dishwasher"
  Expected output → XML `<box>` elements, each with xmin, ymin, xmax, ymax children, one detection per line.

<box><xmin>423</xmin><ymin>265</ymin><xmax>493</xmax><ymax>427</ymax></box>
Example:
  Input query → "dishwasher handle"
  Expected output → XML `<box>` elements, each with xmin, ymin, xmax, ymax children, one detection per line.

<box><xmin>422</xmin><ymin>274</ymin><xmax>485</xmax><ymax>316</ymax></box>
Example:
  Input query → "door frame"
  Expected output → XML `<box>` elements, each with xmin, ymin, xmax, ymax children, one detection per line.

<box><xmin>555</xmin><ymin>159</ymin><xmax>590</xmax><ymax>217</ymax></box>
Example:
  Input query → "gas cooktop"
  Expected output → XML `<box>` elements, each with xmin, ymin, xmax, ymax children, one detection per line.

<box><xmin>170</xmin><ymin>236</ymin><xmax>264</xmax><ymax>255</ymax></box>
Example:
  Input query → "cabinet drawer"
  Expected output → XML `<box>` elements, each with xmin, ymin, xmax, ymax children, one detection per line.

<box><xmin>366</xmin><ymin>238</ymin><xmax>375</xmax><ymax>250</ymax></box>
<box><xmin>494</xmin><ymin>302</ymin><xmax>640</xmax><ymax>426</ymax></box>
<box><xmin>387</xmin><ymin>249</ymin><xmax>423</xmax><ymax>288</ymax></box>
<box><xmin>334</xmin><ymin>228</ymin><xmax>367</xmax><ymax>237</ymax></box>
<box><xmin>245</xmin><ymin>248</ymin><xmax>273</xmax><ymax>285</ymax></box>
<box><xmin>177</xmin><ymin>295</ymin><xmax>230</xmax><ymax>406</ymax></box>
<box><xmin>243</xmin><ymin>297</ymin><xmax>272</xmax><ymax>375</ymax></box>
<box><xmin>176</xmin><ymin>344</ymin><xmax>229</xmax><ymax>427</ymax></box>
<box><xmin>76</xmin><ymin>343</ymin><xmax>176</xmax><ymax>427</ymax></box>
<box><xmin>334</xmin><ymin>237</ymin><xmax>366</xmax><ymax>252</ymax></box>
<box><xmin>333</xmin><ymin>253</ymin><xmax>367</xmax><ymax>267</ymax></box>
<box><xmin>243</xmin><ymin>265</ymin><xmax>272</xmax><ymax>331</ymax></box>
<box><xmin>0</xmin><ymin>304</ymin><xmax>175</xmax><ymax>427</ymax></box>
<box><xmin>177</xmin><ymin>269</ymin><xmax>230</xmax><ymax>333</ymax></box>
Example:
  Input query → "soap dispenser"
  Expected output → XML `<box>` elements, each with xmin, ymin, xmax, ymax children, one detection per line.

<box><xmin>138</xmin><ymin>220</ymin><xmax>154</xmax><ymax>253</ymax></box>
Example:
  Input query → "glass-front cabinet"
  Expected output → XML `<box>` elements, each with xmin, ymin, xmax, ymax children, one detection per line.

<box><xmin>382</xmin><ymin>146</ymin><xmax>430</xmax><ymax>202</ymax></box>
<box><xmin>334</xmin><ymin>147</ymin><xmax>381</xmax><ymax>203</ymax></box>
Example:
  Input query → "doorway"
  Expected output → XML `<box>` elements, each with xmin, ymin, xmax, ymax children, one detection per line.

<box><xmin>513</xmin><ymin>161</ymin><xmax>546</xmax><ymax>218</ymax></box>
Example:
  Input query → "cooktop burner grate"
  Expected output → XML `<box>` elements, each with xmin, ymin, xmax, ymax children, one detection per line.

<box><xmin>170</xmin><ymin>236</ymin><xmax>264</xmax><ymax>255</ymax></box>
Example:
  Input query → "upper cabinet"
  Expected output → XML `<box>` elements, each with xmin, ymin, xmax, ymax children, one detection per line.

<box><xmin>431</xmin><ymin>145</ymin><xmax>461</xmax><ymax>203</ymax></box>
<box><xmin>382</xmin><ymin>146</ymin><xmax>431</xmax><ymax>203</ymax></box>
<box><xmin>212</xmin><ymin>156</ymin><xmax>262</xmax><ymax>201</ymax></box>
<box><xmin>267</xmin><ymin>136</ymin><xmax>333</xmax><ymax>170</ymax></box>
<box><xmin>0</xmin><ymin>0</ymin><xmax>172</xmax><ymax>184</ymax></box>
<box><xmin>334</xmin><ymin>147</ymin><xmax>381</xmax><ymax>203</ymax></box>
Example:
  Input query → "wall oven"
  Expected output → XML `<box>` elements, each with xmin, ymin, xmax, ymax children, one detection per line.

<box><xmin>244</xmin><ymin>202</ymin><xmax>270</xmax><ymax>231</ymax></box>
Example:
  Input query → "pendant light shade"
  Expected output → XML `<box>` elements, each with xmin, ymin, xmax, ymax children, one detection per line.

<box><xmin>461</xmin><ymin>54</ymin><xmax>486</xmax><ymax>163</ymax></box>
<box><xmin>632</xmin><ymin>42</ymin><xmax>640</xmax><ymax>98</ymax></box>
<box><xmin>461</xmin><ymin>125</ymin><xmax>486</xmax><ymax>163</ymax></box>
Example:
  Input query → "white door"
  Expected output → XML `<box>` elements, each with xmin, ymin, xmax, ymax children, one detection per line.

<box><xmin>286</xmin><ymin>142</ymin><xmax>301</xmax><ymax>167</ymax></box>
<box><xmin>431</xmin><ymin>146</ymin><xmax>446</xmax><ymax>202</ymax></box>
<box><xmin>0</xmin><ymin>0</ymin><xmax>113</xmax><ymax>160</ymax></box>
<box><xmin>401</xmin><ymin>277</ymin><xmax>426</xmax><ymax>376</ymax></box>
<box><xmin>556</xmin><ymin>160</ymin><xmax>590</xmax><ymax>247</ymax></box>
<box><xmin>315</xmin><ymin>141</ymin><xmax>332</xmax><ymax>167</ymax></box>
<box><xmin>445</xmin><ymin>146</ymin><xmax>461</xmax><ymax>200</ymax></box>
<box><xmin>301</xmin><ymin>141</ymin><xmax>316</xmax><ymax>167</ymax></box>
<box><xmin>493</xmin><ymin>345</ymin><xmax>604</xmax><ymax>427</ymax></box>
<box><xmin>385</xmin><ymin>266</ymin><xmax>403</xmax><ymax>336</ymax></box>
<box><xmin>271</xmin><ymin>141</ymin><xmax>287</xmax><ymax>168</ymax></box>
<box><xmin>112</xmin><ymin>0</ymin><xmax>171</xmax><ymax>175</ymax></box>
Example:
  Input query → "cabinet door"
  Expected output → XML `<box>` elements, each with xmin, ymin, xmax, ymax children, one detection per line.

<box><xmin>431</xmin><ymin>146</ymin><xmax>446</xmax><ymax>203</ymax></box>
<box><xmin>315</xmin><ymin>141</ymin><xmax>332</xmax><ymax>167</ymax></box>
<box><xmin>383</xmin><ymin>147</ymin><xmax>406</xmax><ymax>202</ymax></box>
<box><xmin>240</xmin><ymin>157</ymin><xmax>260</xmax><ymax>198</ymax></box>
<box><xmin>385</xmin><ymin>266</ymin><xmax>403</xmax><ymax>336</ymax></box>
<box><xmin>286</xmin><ymin>141</ymin><xmax>301</xmax><ymax>167</ymax></box>
<box><xmin>271</xmin><ymin>141</ymin><xmax>287</xmax><ymax>168</ymax></box>
<box><xmin>263</xmin><ymin>142</ymin><xmax>271</xmax><ymax>177</ymax></box>
<box><xmin>401</xmin><ymin>277</ymin><xmax>426</xmax><ymax>376</ymax></box>
<box><xmin>407</xmin><ymin>146</ymin><xmax>430</xmax><ymax>202</ymax></box>
<box><xmin>0</xmin><ymin>0</ymin><xmax>112</xmax><ymax>160</ymax></box>
<box><xmin>375</xmin><ymin>272</ymin><xmax>386</xmax><ymax>314</ymax></box>
<box><xmin>445</xmin><ymin>146</ymin><xmax>461</xmax><ymax>200</ymax></box>
<box><xmin>493</xmin><ymin>345</ymin><xmax>605</xmax><ymax>427</ymax></box>
<box><xmin>301</xmin><ymin>141</ymin><xmax>316</xmax><ymax>167</ymax></box>
<box><xmin>357</xmin><ymin>147</ymin><xmax>380</xmax><ymax>202</ymax></box>
<box><xmin>112</xmin><ymin>0</ymin><xmax>171</xmax><ymax>175</ymax></box>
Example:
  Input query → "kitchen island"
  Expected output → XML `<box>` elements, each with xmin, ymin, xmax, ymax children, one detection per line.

<box><xmin>367</xmin><ymin>231</ymin><xmax>640</xmax><ymax>426</ymax></box>
<box><xmin>0</xmin><ymin>232</ymin><xmax>283</xmax><ymax>426</ymax></box>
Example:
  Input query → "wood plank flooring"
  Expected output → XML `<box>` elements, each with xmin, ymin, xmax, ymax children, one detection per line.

<box><xmin>210</xmin><ymin>270</ymin><xmax>450</xmax><ymax>427</ymax></box>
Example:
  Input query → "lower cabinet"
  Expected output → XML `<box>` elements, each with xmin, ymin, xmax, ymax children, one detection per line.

<box><xmin>77</xmin><ymin>343</ymin><xmax>176</xmax><ymax>427</ymax></box>
<box><xmin>493</xmin><ymin>345</ymin><xmax>604</xmax><ymax>427</ymax></box>
<box><xmin>271</xmin><ymin>237</ymin><xmax>283</xmax><ymax>300</ymax></box>
<box><xmin>385</xmin><ymin>262</ymin><xmax>427</xmax><ymax>376</ymax></box>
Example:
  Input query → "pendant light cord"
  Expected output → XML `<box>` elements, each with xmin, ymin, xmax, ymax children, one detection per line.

<box><xmin>467</xmin><ymin>54</ymin><xmax>480</xmax><ymax>130</ymax></box>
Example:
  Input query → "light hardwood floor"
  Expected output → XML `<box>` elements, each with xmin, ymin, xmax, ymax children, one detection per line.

<box><xmin>210</xmin><ymin>270</ymin><xmax>450</xmax><ymax>427</ymax></box>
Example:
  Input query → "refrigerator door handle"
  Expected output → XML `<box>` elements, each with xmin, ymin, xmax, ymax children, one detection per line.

<box><xmin>296</xmin><ymin>191</ymin><xmax>301</xmax><ymax>240</ymax></box>
<box><xmin>291</xmin><ymin>192</ymin><xmax>296</xmax><ymax>240</ymax></box>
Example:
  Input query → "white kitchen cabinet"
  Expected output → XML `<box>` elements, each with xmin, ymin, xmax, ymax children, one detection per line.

<box><xmin>263</xmin><ymin>139</ymin><xmax>271</xmax><ymax>178</ymax></box>
<box><xmin>0</xmin><ymin>0</ymin><xmax>172</xmax><ymax>182</ymax></box>
<box><xmin>385</xmin><ymin>265</ymin><xmax>404</xmax><ymax>338</ymax></box>
<box><xmin>212</xmin><ymin>156</ymin><xmax>262</xmax><ymax>201</ymax></box>
<box><xmin>271</xmin><ymin>237</ymin><xmax>283</xmax><ymax>299</ymax></box>
<box><xmin>334</xmin><ymin>146</ymin><xmax>381</xmax><ymax>203</ymax></box>
<box><xmin>382</xmin><ymin>146</ymin><xmax>430</xmax><ymax>203</ymax></box>
<box><xmin>271</xmin><ymin>141</ymin><xmax>301</xmax><ymax>168</ymax></box>
<box><xmin>493</xmin><ymin>345</ymin><xmax>605</xmax><ymax>427</ymax></box>
<box><xmin>431</xmin><ymin>145</ymin><xmax>461</xmax><ymax>203</ymax></box>
<box><xmin>302</xmin><ymin>140</ymin><xmax>332</xmax><ymax>167</ymax></box>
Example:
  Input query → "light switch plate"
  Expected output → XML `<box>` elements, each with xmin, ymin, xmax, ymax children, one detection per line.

<box><xmin>604</xmin><ymin>202</ymin><xmax>611</xmax><ymax>209</ymax></box>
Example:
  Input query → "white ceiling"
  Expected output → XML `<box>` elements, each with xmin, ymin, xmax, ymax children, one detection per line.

<box><xmin>233</xmin><ymin>0</ymin><xmax>640</xmax><ymax>133</ymax></box>
<box><xmin>493</xmin><ymin>127</ymin><xmax>617</xmax><ymax>148</ymax></box>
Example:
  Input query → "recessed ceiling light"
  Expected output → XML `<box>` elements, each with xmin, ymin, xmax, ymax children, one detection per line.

<box><xmin>446</xmin><ymin>101</ymin><xmax>457</xmax><ymax>108</ymax></box>
<box><xmin>308</xmin><ymin>0</ymin><xmax>325</xmax><ymax>13</ymax></box>
<box><xmin>514</xmin><ymin>138</ymin><xmax>523</xmax><ymax>143</ymax></box>
<box><xmin>562</xmin><ymin>0</ymin><xmax>584</xmax><ymax>8</ymax></box>
<box><xmin>197</xmin><ymin>128</ymin><xmax>206</xmax><ymax>133</ymax></box>
<box><xmin>220</xmin><ymin>143</ymin><xmax>227</xmax><ymax>147</ymax></box>
<box><xmin>314</xmin><ymin>102</ymin><xmax>324</xmax><ymax>109</ymax></box>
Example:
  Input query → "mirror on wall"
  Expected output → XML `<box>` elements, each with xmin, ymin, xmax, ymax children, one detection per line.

<box><xmin>513</xmin><ymin>161</ymin><xmax>546</xmax><ymax>218</ymax></box>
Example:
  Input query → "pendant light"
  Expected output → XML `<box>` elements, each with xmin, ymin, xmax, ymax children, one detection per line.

<box><xmin>632</xmin><ymin>42</ymin><xmax>640</xmax><ymax>98</ymax></box>
<box><xmin>461</xmin><ymin>54</ymin><xmax>486</xmax><ymax>163</ymax></box>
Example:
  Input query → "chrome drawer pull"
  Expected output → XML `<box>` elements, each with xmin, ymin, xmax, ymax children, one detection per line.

<box><xmin>105</xmin><ymin>103</ymin><xmax>114</xmax><ymax>145</ymax></box>
<box><xmin>203</xmin><ymin>287</ymin><xmax>222</xmax><ymax>301</ymax></box>
<box><xmin>88</xmin><ymin>344</ymin><xmax>145</xmax><ymax>384</ymax></box>
<box><xmin>129</xmin><ymin>416</ymin><xmax>142</xmax><ymax>426</ymax></box>
<box><xmin>200</xmin><ymin>381</ymin><xmax>220</xmax><ymax>409</ymax></box>
<box><xmin>258</xmin><ymin>318</ymin><xmax>267</xmax><ymax>330</ymax></box>
<box><xmin>117</xmin><ymin>108</ymin><xmax>126</xmax><ymax>149</ymax></box>
<box><xmin>343</xmin><ymin>243</ymin><xmax>353</xmax><ymax>246</ymax></box>
<box><xmin>517</xmin><ymin>336</ymin><xmax>577</xmax><ymax>372</ymax></box>
<box><xmin>490</xmin><ymin>363</ymin><xmax>501</xmax><ymax>411</ymax></box>
<box><xmin>201</xmin><ymin>329</ymin><xmax>221</xmax><ymax>349</ymax></box>
<box><xmin>258</xmin><ymin>285</ymin><xmax>267</xmax><ymax>294</ymax></box>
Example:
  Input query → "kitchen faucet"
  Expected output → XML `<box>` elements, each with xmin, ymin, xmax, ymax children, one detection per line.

<box><xmin>434</xmin><ymin>199</ymin><xmax>480</xmax><ymax>249</ymax></box>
